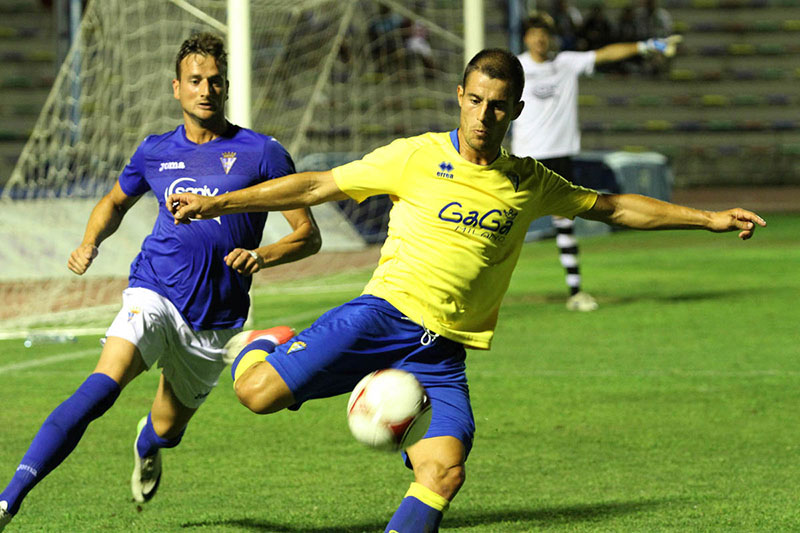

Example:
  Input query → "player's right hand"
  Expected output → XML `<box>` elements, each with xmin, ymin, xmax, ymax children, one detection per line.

<box><xmin>67</xmin><ymin>244</ymin><xmax>98</xmax><ymax>275</ymax></box>
<box><xmin>167</xmin><ymin>192</ymin><xmax>212</xmax><ymax>225</ymax></box>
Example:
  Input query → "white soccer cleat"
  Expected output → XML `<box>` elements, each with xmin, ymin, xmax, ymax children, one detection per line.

<box><xmin>0</xmin><ymin>500</ymin><xmax>12</xmax><ymax>532</ymax></box>
<box><xmin>223</xmin><ymin>326</ymin><xmax>296</xmax><ymax>365</ymax></box>
<box><xmin>131</xmin><ymin>416</ymin><xmax>162</xmax><ymax>503</ymax></box>
<box><xmin>566</xmin><ymin>291</ymin><xmax>599</xmax><ymax>312</ymax></box>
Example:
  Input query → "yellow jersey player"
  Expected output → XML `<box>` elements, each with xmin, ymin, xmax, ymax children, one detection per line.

<box><xmin>167</xmin><ymin>49</ymin><xmax>764</xmax><ymax>533</ymax></box>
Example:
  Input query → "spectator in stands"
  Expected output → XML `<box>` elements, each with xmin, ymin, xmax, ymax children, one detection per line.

<box><xmin>404</xmin><ymin>18</ymin><xmax>437</xmax><ymax>79</ymax></box>
<box><xmin>635</xmin><ymin>0</ymin><xmax>673</xmax><ymax>38</ymax></box>
<box><xmin>511</xmin><ymin>12</ymin><xmax>680</xmax><ymax>310</ymax></box>
<box><xmin>635</xmin><ymin>0</ymin><xmax>674</xmax><ymax>74</ymax></box>
<box><xmin>549</xmin><ymin>0</ymin><xmax>583</xmax><ymax>51</ymax></box>
<box><xmin>579</xmin><ymin>2</ymin><xmax>614</xmax><ymax>52</ymax></box>
<box><xmin>368</xmin><ymin>4</ymin><xmax>405</xmax><ymax>73</ymax></box>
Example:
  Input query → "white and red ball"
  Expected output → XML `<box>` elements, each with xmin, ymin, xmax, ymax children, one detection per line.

<box><xmin>346</xmin><ymin>369</ymin><xmax>432</xmax><ymax>452</ymax></box>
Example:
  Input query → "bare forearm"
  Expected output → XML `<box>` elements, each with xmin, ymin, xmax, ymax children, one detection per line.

<box><xmin>582</xmin><ymin>193</ymin><xmax>766</xmax><ymax>239</ymax></box>
<box><xmin>587</xmin><ymin>194</ymin><xmax>713</xmax><ymax>230</ymax></box>
<box><xmin>81</xmin><ymin>195</ymin><xmax>127</xmax><ymax>246</ymax></box>
<box><xmin>594</xmin><ymin>42</ymin><xmax>639</xmax><ymax>64</ymax></box>
<box><xmin>256</xmin><ymin>217</ymin><xmax>322</xmax><ymax>268</ymax></box>
<box><xmin>209</xmin><ymin>171</ymin><xmax>343</xmax><ymax>216</ymax></box>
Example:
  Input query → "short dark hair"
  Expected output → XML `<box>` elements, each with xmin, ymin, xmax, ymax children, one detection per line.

<box><xmin>522</xmin><ymin>12</ymin><xmax>555</xmax><ymax>35</ymax></box>
<box><xmin>461</xmin><ymin>48</ymin><xmax>525</xmax><ymax>102</ymax></box>
<box><xmin>175</xmin><ymin>32</ymin><xmax>227</xmax><ymax>79</ymax></box>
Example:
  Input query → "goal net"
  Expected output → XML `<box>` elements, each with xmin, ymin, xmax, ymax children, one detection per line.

<box><xmin>0</xmin><ymin>0</ymin><xmax>465</xmax><ymax>331</ymax></box>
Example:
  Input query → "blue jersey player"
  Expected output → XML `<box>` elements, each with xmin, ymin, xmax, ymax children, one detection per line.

<box><xmin>0</xmin><ymin>33</ymin><xmax>320</xmax><ymax>531</ymax></box>
<box><xmin>168</xmin><ymin>48</ymin><xmax>764</xmax><ymax>533</ymax></box>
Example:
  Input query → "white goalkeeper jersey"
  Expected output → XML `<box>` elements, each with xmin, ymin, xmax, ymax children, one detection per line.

<box><xmin>511</xmin><ymin>51</ymin><xmax>596</xmax><ymax>160</ymax></box>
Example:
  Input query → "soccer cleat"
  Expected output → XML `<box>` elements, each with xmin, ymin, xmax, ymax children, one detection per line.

<box><xmin>131</xmin><ymin>416</ymin><xmax>162</xmax><ymax>503</ymax></box>
<box><xmin>566</xmin><ymin>291</ymin><xmax>599</xmax><ymax>312</ymax></box>
<box><xmin>223</xmin><ymin>326</ymin><xmax>296</xmax><ymax>365</ymax></box>
<box><xmin>0</xmin><ymin>500</ymin><xmax>12</xmax><ymax>532</ymax></box>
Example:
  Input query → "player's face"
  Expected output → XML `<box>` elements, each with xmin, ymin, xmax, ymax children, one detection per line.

<box><xmin>173</xmin><ymin>53</ymin><xmax>228</xmax><ymax>125</ymax></box>
<box><xmin>524</xmin><ymin>27</ymin><xmax>550</xmax><ymax>61</ymax></box>
<box><xmin>457</xmin><ymin>71</ymin><xmax>523</xmax><ymax>164</ymax></box>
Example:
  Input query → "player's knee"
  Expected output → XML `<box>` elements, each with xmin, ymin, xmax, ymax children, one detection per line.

<box><xmin>234</xmin><ymin>369</ymin><xmax>291</xmax><ymax>414</ymax></box>
<box><xmin>413</xmin><ymin>459</ymin><xmax>466</xmax><ymax>501</ymax></box>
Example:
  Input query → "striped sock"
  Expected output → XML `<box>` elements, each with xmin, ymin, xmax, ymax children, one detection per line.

<box><xmin>553</xmin><ymin>216</ymin><xmax>581</xmax><ymax>296</ymax></box>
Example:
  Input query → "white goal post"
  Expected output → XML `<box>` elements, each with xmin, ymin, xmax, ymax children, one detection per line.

<box><xmin>0</xmin><ymin>0</ymin><xmax>485</xmax><ymax>332</ymax></box>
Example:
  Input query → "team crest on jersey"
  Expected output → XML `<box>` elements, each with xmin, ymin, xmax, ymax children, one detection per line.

<box><xmin>436</xmin><ymin>161</ymin><xmax>454</xmax><ymax>179</ymax></box>
<box><xmin>220</xmin><ymin>152</ymin><xmax>237</xmax><ymax>174</ymax></box>
<box><xmin>287</xmin><ymin>340</ymin><xmax>307</xmax><ymax>354</ymax></box>
<box><xmin>127</xmin><ymin>306</ymin><xmax>141</xmax><ymax>322</ymax></box>
<box><xmin>506</xmin><ymin>172</ymin><xmax>520</xmax><ymax>191</ymax></box>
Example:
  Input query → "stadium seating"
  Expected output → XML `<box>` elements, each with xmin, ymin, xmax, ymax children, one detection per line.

<box><xmin>576</xmin><ymin>0</ymin><xmax>800</xmax><ymax>186</ymax></box>
<box><xmin>0</xmin><ymin>0</ymin><xmax>55</xmax><ymax>188</ymax></box>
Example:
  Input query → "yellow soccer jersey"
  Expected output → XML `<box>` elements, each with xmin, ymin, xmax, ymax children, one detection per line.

<box><xmin>331</xmin><ymin>131</ymin><xmax>597</xmax><ymax>349</ymax></box>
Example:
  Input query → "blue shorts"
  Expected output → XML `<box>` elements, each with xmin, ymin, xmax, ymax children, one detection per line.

<box><xmin>266</xmin><ymin>295</ymin><xmax>476</xmax><ymax>462</ymax></box>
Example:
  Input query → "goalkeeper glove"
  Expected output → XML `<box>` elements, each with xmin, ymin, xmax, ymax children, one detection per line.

<box><xmin>637</xmin><ymin>34</ymin><xmax>682</xmax><ymax>57</ymax></box>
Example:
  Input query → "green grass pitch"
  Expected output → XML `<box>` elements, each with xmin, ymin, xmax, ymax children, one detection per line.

<box><xmin>0</xmin><ymin>213</ymin><xmax>797</xmax><ymax>532</ymax></box>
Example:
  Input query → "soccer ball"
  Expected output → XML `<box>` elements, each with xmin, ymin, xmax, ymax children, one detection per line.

<box><xmin>346</xmin><ymin>369</ymin><xmax>432</xmax><ymax>452</ymax></box>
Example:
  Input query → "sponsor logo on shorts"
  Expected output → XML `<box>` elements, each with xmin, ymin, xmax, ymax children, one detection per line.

<box><xmin>127</xmin><ymin>306</ymin><xmax>141</xmax><ymax>322</ymax></box>
<box><xmin>194</xmin><ymin>390</ymin><xmax>211</xmax><ymax>400</ymax></box>
<box><xmin>287</xmin><ymin>341</ymin><xmax>306</xmax><ymax>354</ymax></box>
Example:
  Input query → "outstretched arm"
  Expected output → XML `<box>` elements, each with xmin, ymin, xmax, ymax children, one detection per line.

<box><xmin>168</xmin><ymin>170</ymin><xmax>348</xmax><ymax>224</ymax></box>
<box><xmin>67</xmin><ymin>180</ymin><xmax>142</xmax><ymax>274</ymax></box>
<box><xmin>594</xmin><ymin>35</ymin><xmax>682</xmax><ymax>64</ymax></box>
<box><xmin>580</xmin><ymin>193</ymin><xmax>766</xmax><ymax>240</ymax></box>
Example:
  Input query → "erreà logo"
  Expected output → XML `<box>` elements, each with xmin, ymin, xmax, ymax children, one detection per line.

<box><xmin>220</xmin><ymin>152</ymin><xmax>237</xmax><ymax>174</ymax></box>
<box><xmin>437</xmin><ymin>161</ymin><xmax>454</xmax><ymax>179</ymax></box>
<box><xmin>165</xmin><ymin>177</ymin><xmax>223</xmax><ymax>224</ymax></box>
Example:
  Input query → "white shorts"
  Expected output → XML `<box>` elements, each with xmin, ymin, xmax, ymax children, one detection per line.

<box><xmin>106</xmin><ymin>287</ymin><xmax>241</xmax><ymax>409</ymax></box>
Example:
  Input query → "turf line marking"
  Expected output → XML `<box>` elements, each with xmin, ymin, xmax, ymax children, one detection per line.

<box><xmin>0</xmin><ymin>348</ymin><xmax>99</xmax><ymax>375</ymax></box>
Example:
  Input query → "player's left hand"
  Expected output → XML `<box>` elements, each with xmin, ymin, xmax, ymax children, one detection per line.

<box><xmin>225</xmin><ymin>248</ymin><xmax>263</xmax><ymax>275</ymax></box>
<box><xmin>708</xmin><ymin>208</ymin><xmax>766</xmax><ymax>240</ymax></box>
<box><xmin>639</xmin><ymin>35</ymin><xmax>682</xmax><ymax>57</ymax></box>
<box><xmin>167</xmin><ymin>192</ymin><xmax>215</xmax><ymax>225</ymax></box>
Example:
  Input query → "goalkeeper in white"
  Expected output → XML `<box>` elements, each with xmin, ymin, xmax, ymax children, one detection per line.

<box><xmin>510</xmin><ymin>11</ymin><xmax>680</xmax><ymax>311</ymax></box>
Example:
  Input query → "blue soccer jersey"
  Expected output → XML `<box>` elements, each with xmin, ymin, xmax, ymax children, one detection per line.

<box><xmin>118</xmin><ymin>124</ymin><xmax>295</xmax><ymax>330</ymax></box>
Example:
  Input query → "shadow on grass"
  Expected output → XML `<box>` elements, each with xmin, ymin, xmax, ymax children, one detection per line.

<box><xmin>503</xmin><ymin>287</ymin><xmax>766</xmax><ymax>308</ymax></box>
<box><xmin>180</xmin><ymin>498</ymin><xmax>673</xmax><ymax>532</ymax></box>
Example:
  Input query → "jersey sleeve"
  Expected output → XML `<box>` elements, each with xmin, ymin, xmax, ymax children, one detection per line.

<box><xmin>260</xmin><ymin>137</ymin><xmax>296</xmax><ymax>182</ymax></box>
<box><xmin>557</xmin><ymin>51</ymin><xmax>596</xmax><ymax>77</ymax></box>
<box><xmin>330</xmin><ymin>138</ymin><xmax>414</xmax><ymax>203</ymax></box>
<box><xmin>532</xmin><ymin>159</ymin><xmax>598</xmax><ymax>219</ymax></box>
<box><xmin>117</xmin><ymin>139</ymin><xmax>151</xmax><ymax>197</ymax></box>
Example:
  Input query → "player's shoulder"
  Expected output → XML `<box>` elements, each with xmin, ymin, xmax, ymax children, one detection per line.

<box><xmin>375</xmin><ymin>131</ymin><xmax>448</xmax><ymax>158</ymax></box>
<box><xmin>133</xmin><ymin>125</ymin><xmax>184</xmax><ymax>158</ymax></box>
<box><xmin>554</xmin><ymin>50</ymin><xmax>594</xmax><ymax>64</ymax></box>
<box><xmin>228</xmin><ymin>126</ymin><xmax>292</xmax><ymax>156</ymax></box>
<box><xmin>499</xmin><ymin>150</ymin><xmax>550</xmax><ymax>182</ymax></box>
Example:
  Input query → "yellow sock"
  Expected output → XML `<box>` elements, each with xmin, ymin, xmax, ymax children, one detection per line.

<box><xmin>232</xmin><ymin>349</ymin><xmax>269</xmax><ymax>385</ymax></box>
<box><xmin>405</xmin><ymin>482</ymin><xmax>450</xmax><ymax>512</ymax></box>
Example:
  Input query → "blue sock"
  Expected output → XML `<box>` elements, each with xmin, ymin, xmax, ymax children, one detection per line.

<box><xmin>230</xmin><ymin>338</ymin><xmax>276</xmax><ymax>381</ymax></box>
<box><xmin>0</xmin><ymin>373</ymin><xmax>120</xmax><ymax>515</ymax></box>
<box><xmin>136</xmin><ymin>413</ymin><xmax>185</xmax><ymax>458</ymax></box>
<box><xmin>385</xmin><ymin>482</ymin><xmax>449</xmax><ymax>533</ymax></box>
